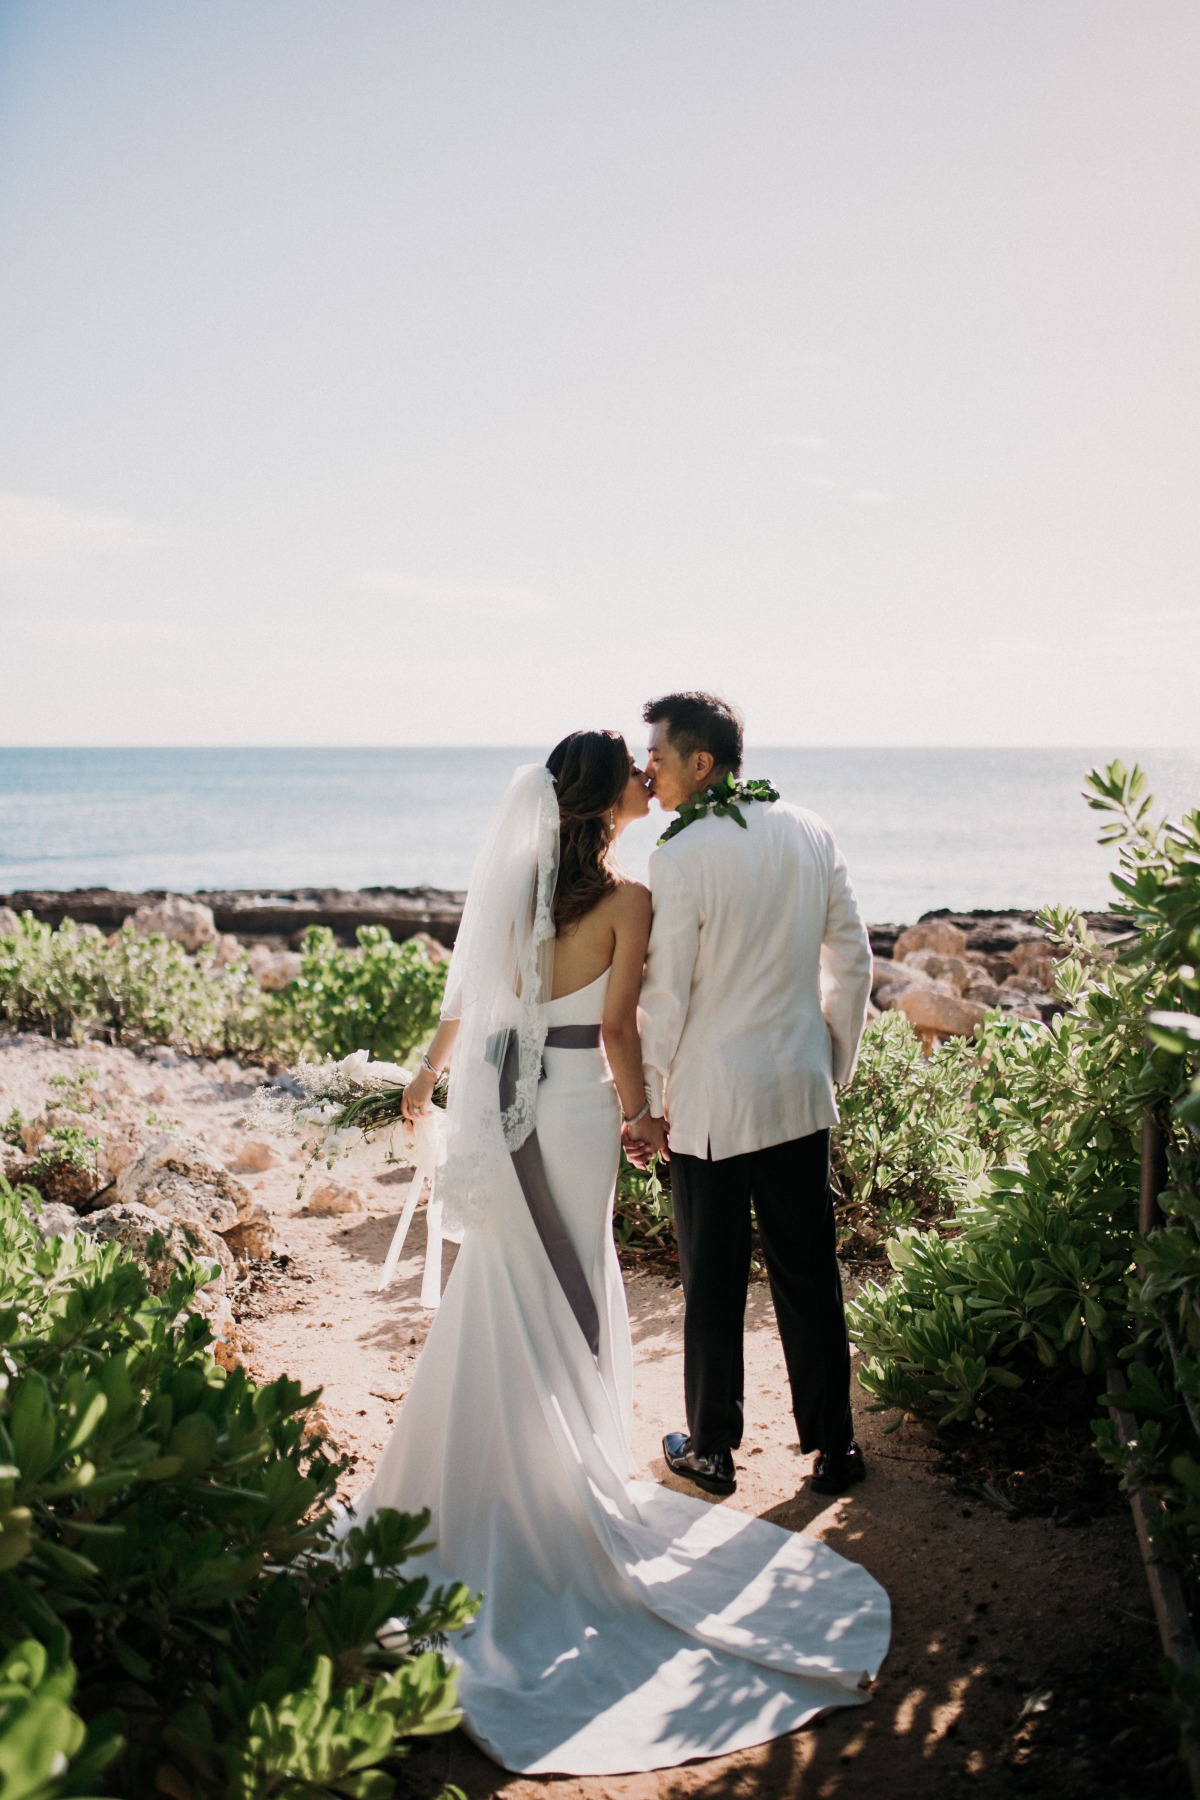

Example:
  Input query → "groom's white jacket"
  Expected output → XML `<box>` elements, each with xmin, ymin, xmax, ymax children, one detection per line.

<box><xmin>638</xmin><ymin>797</ymin><xmax>872</xmax><ymax>1160</ymax></box>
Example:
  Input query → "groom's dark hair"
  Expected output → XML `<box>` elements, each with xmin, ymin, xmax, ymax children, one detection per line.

<box><xmin>642</xmin><ymin>691</ymin><xmax>744</xmax><ymax>775</ymax></box>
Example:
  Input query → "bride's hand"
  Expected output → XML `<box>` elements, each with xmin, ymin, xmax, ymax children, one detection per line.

<box><xmin>623</xmin><ymin>1115</ymin><xmax>668</xmax><ymax>1166</ymax></box>
<box><xmin>402</xmin><ymin>1068</ymin><xmax>437</xmax><ymax>1122</ymax></box>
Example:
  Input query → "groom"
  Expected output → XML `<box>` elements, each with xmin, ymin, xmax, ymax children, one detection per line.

<box><xmin>627</xmin><ymin>692</ymin><xmax>872</xmax><ymax>1498</ymax></box>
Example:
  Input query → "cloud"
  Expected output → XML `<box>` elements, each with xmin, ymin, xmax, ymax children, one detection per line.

<box><xmin>354</xmin><ymin>572</ymin><xmax>557</xmax><ymax>619</ymax></box>
<box><xmin>0</xmin><ymin>492</ymin><xmax>161</xmax><ymax>573</ymax></box>
<box><xmin>794</xmin><ymin>474</ymin><xmax>834</xmax><ymax>490</ymax></box>
<box><xmin>767</xmin><ymin>434</ymin><xmax>827</xmax><ymax>449</ymax></box>
<box><xmin>855</xmin><ymin>489</ymin><xmax>895</xmax><ymax>505</ymax></box>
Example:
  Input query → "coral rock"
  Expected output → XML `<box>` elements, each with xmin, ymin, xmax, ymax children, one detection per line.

<box><xmin>247</xmin><ymin>945</ymin><xmax>303</xmax><ymax>991</ymax></box>
<box><xmin>79</xmin><ymin>1200</ymin><xmax>232</xmax><ymax>1290</ymax></box>
<box><xmin>227</xmin><ymin>1138</ymin><xmax>275</xmax><ymax>1173</ymax></box>
<box><xmin>114</xmin><ymin>1131</ymin><xmax>252</xmax><ymax>1234</ymax></box>
<box><xmin>24</xmin><ymin>1200</ymin><xmax>80</xmax><ymax>1240</ymax></box>
<box><xmin>897</xmin><ymin>985</ymin><xmax>989</xmax><ymax>1042</ymax></box>
<box><xmin>963</xmin><ymin>973</ymin><xmax>1001</xmax><ymax>1006</ymax></box>
<box><xmin>222</xmin><ymin>1206</ymin><xmax>276</xmax><ymax>1265</ymax></box>
<box><xmin>302</xmin><ymin>1180</ymin><xmax>364</xmax><ymax>1217</ymax></box>
<box><xmin>129</xmin><ymin>895</ymin><xmax>218</xmax><ymax>952</ymax></box>
<box><xmin>904</xmin><ymin>949</ymin><xmax>970</xmax><ymax>992</ymax></box>
<box><xmin>894</xmin><ymin>921</ymin><xmax>969</xmax><ymax>962</ymax></box>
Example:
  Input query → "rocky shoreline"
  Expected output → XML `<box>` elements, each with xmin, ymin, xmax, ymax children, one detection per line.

<box><xmin>2</xmin><ymin>885</ymin><xmax>1128</xmax><ymax>1037</ymax></box>
<box><xmin>1</xmin><ymin>885</ymin><xmax>1124</xmax><ymax>956</ymax></box>
<box><xmin>0</xmin><ymin>885</ymin><xmax>468</xmax><ymax>950</ymax></box>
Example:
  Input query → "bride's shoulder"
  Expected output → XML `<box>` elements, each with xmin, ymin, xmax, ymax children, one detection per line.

<box><xmin>605</xmin><ymin>878</ymin><xmax>651</xmax><ymax>920</ymax></box>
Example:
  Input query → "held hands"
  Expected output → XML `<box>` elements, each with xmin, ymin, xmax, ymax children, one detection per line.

<box><xmin>622</xmin><ymin>1113</ymin><xmax>668</xmax><ymax>1169</ymax></box>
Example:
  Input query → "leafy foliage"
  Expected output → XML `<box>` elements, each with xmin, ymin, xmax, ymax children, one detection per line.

<box><xmin>0</xmin><ymin>916</ymin><xmax>272</xmax><ymax>1060</ymax></box>
<box><xmin>832</xmin><ymin>1012</ymin><xmax>989</xmax><ymax>1243</ymax></box>
<box><xmin>0</xmin><ymin>1175</ymin><xmax>477</xmax><ymax>1798</ymax></box>
<box><xmin>0</xmin><ymin>916</ymin><xmax>449</xmax><ymax>1074</ymax></box>
<box><xmin>244</xmin><ymin>927</ymin><xmax>447</xmax><ymax>1068</ymax></box>
<box><xmin>847</xmin><ymin>768</ymin><xmax>1199</xmax><ymax>1425</ymax></box>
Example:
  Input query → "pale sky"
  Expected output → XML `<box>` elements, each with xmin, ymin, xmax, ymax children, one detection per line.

<box><xmin>1</xmin><ymin>1</ymin><xmax>1197</xmax><ymax>748</ymax></box>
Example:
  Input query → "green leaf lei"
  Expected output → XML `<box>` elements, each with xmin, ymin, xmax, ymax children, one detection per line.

<box><xmin>657</xmin><ymin>771</ymin><xmax>781</xmax><ymax>845</ymax></box>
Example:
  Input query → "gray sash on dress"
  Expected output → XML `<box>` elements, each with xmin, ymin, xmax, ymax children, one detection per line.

<box><xmin>490</xmin><ymin>1025</ymin><xmax>603</xmax><ymax>1358</ymax></box>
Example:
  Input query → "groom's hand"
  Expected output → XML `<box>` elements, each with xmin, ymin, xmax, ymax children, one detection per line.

<box><xmin>623</xmin><ymin>1115</ymin><xmax>669</xmax><ymax>1168</ymax></box>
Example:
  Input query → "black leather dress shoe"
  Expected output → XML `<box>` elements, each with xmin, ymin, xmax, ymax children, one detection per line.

<box><xmin>809</xmin><ymin>1441</ymin><xmax>867</xmax><ymax>1495</ymax></box>
<box><xmin>662</xmin><ymin>1431</ymin><xmax>736</xmax><ymax>1496</ymax></box>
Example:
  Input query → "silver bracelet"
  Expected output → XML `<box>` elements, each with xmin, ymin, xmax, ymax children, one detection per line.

<box><xmin>420</xmin><ymin>1053</ymin><xmax>441</xmax><ymax>1078</ymax></box>
<box><xmin>622</xmin><ymin>1100</ymin><xmax>651</xmax><ymax>1128</ymax></box>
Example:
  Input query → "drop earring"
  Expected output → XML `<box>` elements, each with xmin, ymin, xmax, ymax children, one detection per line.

<box><xmin>609</xmin><ymin>809</ymin><xmax>616</xmax><ymax>832</ymax></box>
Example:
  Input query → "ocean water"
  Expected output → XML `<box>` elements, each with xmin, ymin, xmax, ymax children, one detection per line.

<box><xmin>0</xmin><ymin>747</ymin><xmax>1197</xmax><ymax>925</ymax></box>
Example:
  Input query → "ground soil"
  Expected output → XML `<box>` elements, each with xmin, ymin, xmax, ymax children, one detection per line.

<box><xmin>1</xmin><ymin>1033</ymin><xmax>1185</xmax><ymax>1800</ymax></box>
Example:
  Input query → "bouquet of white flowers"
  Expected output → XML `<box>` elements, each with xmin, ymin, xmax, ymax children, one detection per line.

<box><xmin>256</xmin><ymin>1049</ymin><xmax>449</xmax><ymax>1305</ymax></box>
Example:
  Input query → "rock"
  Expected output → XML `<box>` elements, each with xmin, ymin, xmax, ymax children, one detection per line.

<box><xmin>78</xmin><ymin>1200</ymin><xmax>232</xmax><ymax>1290</ymax></box>
<box><xmin>904</xmin><ymin>950</ymin><xmax>970</xmax><ymax>993</ymax></box>
<box><xmin>897</xmin><ymin>985</ymin><xmax>989</xmax><ymax>1042</ymax></box>
<box><xmin>0</xmin><ymin>905</ymin><xmax>21</xmax><ymax>937</ymax></box>
<box><xmin>150</xmin><ymin>903</ymin><xmax>216</xmax><ymax>953</ymax></box>
<box><xmin>212</xmin><ymin>932</ymin><xmax>243</xmax><ymax>968</ymax></box>
<box><xmin>894</xmin><ymin>921</ymin><xmax>969</xmax><ymax>961</ymax></box>
<box><xmin>302</xmin><ymin>1180</ymin><xmax>364</xmax><ymax>1217</ymax></box>
<box><xmin>24</xmin><ymin>1200</ymin><xmax>80</xmax><ymax>1240</ymax></box>
<box><xmin>247</xmin><ymin>945</ymin><xmax>303</xmax><ymax>991</ymax></box>
<box><xmin>997</xmin><ymin>978</ymin><xmax>1052</xmax><ymax>1019</ymax></box>
<box><xmin>23</xmin><ymin>1160</ymin><xmax>98</xmax><ymax>1211</ymax></box>
<box><xmin>1010</xmin><ymin>940</ymin><xmax>1059</xmax><ymax>987</ymax></box>
<box><xmin>129</xmin><ymin>895</ymin><xmax>217</xmax><ymax>952</ymax></box>
<box><xmin>114</xmin><ymin>1132</ymin><xmax>253</xmax><ymax>1234</ymax></box>
<box><xmin>227</xmin><ymin>1139</ymin><xmax>275</xmax><ymax>1174</ymax></box>
<box><xmin>408</xmin><ymin>930</ymin><xmax>453</xmax><ymax>966</ymax></box>
<box><xmin>963</xmin><ymin>973</ymin><xmax>1001</xmax><ymax>1007</ymax></box>
<box><xmin>871</xmin><ymin>957</ymin><xmax>933</xmax><ymax>1001</ymax></box>
<box><xmin>98</xmin><ymin>1130</ymin><xmax>140</xmax><ymax>1181</ymax></box>
<box><xmin>222</xmin><ymin>1206</ymin><xmax>276</xmax><ymax>1265</ymax></box>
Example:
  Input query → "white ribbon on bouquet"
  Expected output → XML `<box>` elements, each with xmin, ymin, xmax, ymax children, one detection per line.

<box><xmin>376</xmin><ymin>1108</ymin><xmax>445</xmax><ymax>1307</ymax></box>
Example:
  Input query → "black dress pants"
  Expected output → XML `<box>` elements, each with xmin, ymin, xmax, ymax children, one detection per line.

<box><xmin>670</xmin><ymin>1129</ymin><xmax>853</xmax><ymax>1459</ymax></box>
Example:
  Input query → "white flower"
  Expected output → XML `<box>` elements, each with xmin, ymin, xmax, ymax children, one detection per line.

<box><xmin>332</xmin><ymin>1049</ymin><xmax>372</xmax><ymax>1085</ymax></box>
<box><xmin>323</xmin><ymin>1126</ymin><xmax>366</xmax><ymax>1161</ymax></box>
<box><xmin>363</xmin><ymin>1059</ymin><xmax>412</xmax><ymax>1088</ymax></box>
<box><xmin>297</xmin><ymin>1102</ymin><xmax>339</xmax><ymax>1132</ymax></box>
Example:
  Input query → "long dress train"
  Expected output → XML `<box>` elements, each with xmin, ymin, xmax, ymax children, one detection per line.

<box><xmin>351</xmin><ymin>968</ymin><xmax>891</xmax><ymax>1775</ymax></box>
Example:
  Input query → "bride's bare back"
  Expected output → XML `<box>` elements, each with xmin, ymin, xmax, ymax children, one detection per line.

<box><xmin>551</xmin><ymin>881</ymin><xmax>647</xmax><ymax>999</ymax></box>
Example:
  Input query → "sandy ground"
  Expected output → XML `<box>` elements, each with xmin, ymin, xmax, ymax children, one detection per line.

<box><xmin>1</xmin><ymin>1034</ymin><xmax>1180</xmax><ymax>1800</ymax></box>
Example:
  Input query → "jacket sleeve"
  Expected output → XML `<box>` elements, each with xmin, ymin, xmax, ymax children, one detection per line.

<box><xmin>637</xmin><ymin>849</ymin><xmax>701</xmax><ymax>1118</ymax></box>
<box><xmin>820</xmin><ymin>842</ymin><xmax>873</xmax><ymax>1086</ymax></box>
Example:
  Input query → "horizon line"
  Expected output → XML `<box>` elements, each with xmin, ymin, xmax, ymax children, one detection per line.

<box><xmin>0</xmin><ymin>743</ymin><xmax>1197</xmax><ymax>755</ymax></box>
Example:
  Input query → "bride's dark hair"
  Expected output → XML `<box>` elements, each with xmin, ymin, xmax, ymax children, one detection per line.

<box><xmin>545</xmin><ymin>730</ymin><xmax>629</xmax><ymax>932</ymax></box>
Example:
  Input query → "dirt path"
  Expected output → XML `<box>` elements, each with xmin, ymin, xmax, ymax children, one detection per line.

<box><xmin>1</xmin><ymin>1037</ymin><xmax>1180</xmax><ymax>1799</ymax></box>
<box><xmin>240</xmin><ymin>1170</ymin><xmax>1173</xmax><ymax>1800</ymax></box>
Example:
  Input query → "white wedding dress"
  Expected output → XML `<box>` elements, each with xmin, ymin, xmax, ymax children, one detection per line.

<box><xmin>351</xmin><ymin>967</ymin><xmax>891</xmax><ymax>1775</ymax></box>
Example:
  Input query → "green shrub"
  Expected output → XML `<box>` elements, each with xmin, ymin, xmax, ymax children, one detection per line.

<box><xmin>0</xmin><ymin>916</ymin><xmax>449</xmax><ymax>1072</ymax></box>
<box><xmin>269</xmin><ymin>927</ymin><xmax>447</xmax><ymax>1067</ymax></box>
<box><xmin>832</xmin><ymin>1012</ymin><xmax>990</xmax><ymax>1243</ymax></box>
<box><xmin>0</xmin><ymin>1175</ymin><xmax>477</xmax><ymax>1798</ymax></box>
<box><xmin>849</xmin><ymin>763</ymin><xmax>1200</xmax><ymax>1434</ymax></box>
<box><xmin>0</xmin><ymin>916</ymin><xmax>271</xmax><ymax>1060</ymax></box>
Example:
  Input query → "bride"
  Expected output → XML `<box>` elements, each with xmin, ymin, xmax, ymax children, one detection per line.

<box><xmin>348</xmin><ymin>729</ymin><xmax>890</xmax><ymax>1776</ymax></box>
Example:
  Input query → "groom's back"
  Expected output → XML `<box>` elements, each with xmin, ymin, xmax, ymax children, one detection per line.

<box><xmin>642</xmin><ymin>797</ymin><xmax>870</xmax><ymax>1160</ymax></box>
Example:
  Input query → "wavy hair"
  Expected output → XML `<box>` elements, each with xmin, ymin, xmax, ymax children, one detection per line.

<box><xmin>545</xmin><ymin>730</ymin><xmax>629</xmax><ymax>932</ymax></box>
